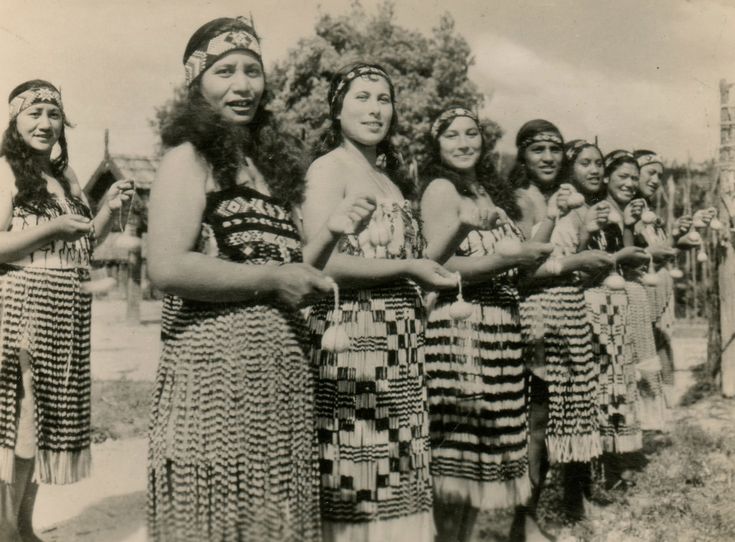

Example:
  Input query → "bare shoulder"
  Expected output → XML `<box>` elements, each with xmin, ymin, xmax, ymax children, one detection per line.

<box><xmin>156</xmin><ymin>143</ymin><xmax>209</xmax><ymax>186</ymax></box>
<box><xmin>422</xmin><ymin>178</ymin><xmax>460</xmax><ymax>201</ymax></box>
<box><xmin>306</xmin><ymin>151</ymin><xmax>344</xmax><ymax>184</ymax></box>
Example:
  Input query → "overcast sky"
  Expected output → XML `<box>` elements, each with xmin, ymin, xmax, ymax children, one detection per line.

<box><xmin>1</xmin><ymin>0</ymin><xmax>733</xmax><ymax>184</ymax></box>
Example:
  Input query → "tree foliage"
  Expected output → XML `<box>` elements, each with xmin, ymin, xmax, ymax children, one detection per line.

<box><xmin>151</xmin><ymin>2</ymin><xmax>503</xmax><ymax>166</ymax></box>
<box><xmin>268</xmin><ymin>1</ymin><xmax>502</xmax><ymax>164</ymax></box>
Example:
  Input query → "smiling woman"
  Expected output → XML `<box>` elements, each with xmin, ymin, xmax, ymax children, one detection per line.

<box><xmin>0</xmin><ymin>79</ymin><xmax>133</xmax><ymax>542</ymax></box>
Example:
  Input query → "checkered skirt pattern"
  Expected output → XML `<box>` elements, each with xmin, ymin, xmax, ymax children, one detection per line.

<box><xmin>308</xmin><ymin>201</ymin><xmax>433</xmax><ymax>541</ymax></box>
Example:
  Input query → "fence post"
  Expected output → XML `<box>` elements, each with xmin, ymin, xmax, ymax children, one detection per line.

<box><xmin>714</xmin><ymin>79</ymin><xmax>735</xmax><ymax>396</ymax></box>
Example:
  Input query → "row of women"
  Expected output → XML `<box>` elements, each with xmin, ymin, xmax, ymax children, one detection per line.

<box><xmin>0</xmin><ymin>15</ymin><xmax>711</xmax><ymax>542</ymax></box>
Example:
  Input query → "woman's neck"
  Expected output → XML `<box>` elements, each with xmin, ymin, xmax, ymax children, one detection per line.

<box><xmin>341</xmin><ymin>138</ymin><xmax>377</xmax><ymax>167</ymax></box>
<box><xmin>32</xmin><ymin>152</ymin><xmax>54</xmax><ymax>176</ymax></box>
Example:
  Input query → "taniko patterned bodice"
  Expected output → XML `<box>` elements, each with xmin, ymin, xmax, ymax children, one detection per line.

<box><xmin>337</xmin><ymin>198</ymin><xmax>424</xmax><ymax>260</ymax></box>
<box><xmin>198</xmin><ymin>184</ymin><xmax>303</xmax><ymax>265</ymax></box>
<box><xmin>9</xmin><ymin>197</ymin><xmax>93</xmax><ymax>269</ymax></box>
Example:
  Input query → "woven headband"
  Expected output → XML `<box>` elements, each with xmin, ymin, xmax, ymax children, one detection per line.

<box><xmin>9</xmin><ymin>87</ymin><xmax>63</xmax><ymax>120</ymax></box>
<box><xmin>564</xmin><ymin>139</ymin><xmax>599</xmax><ymax>162</ymax></box>
<box><xmin>604</xmin><ymin>150</ymin><xmax>635</xmax><ymax>169</ymax></box>
<box><xmin>330</xmin><ymin>66</ymin><xmax>391</xmax><ymax>107</ymax></box>
<box><xmin>636</xmin><ymin>153</ymin><xmax>663</xmax><ymax>168</ymax></box>
<box><xmin>430</xmin><ymin>107</ymin><xmax>478</xmax><ymax>139</ymax></box>
<box><xmin>519</xmin><ymin>132</ymin><xmax>563</xmax><ymax>149</ymax></box>
<box><xmin>184</xmin><ymin>19</ymin><xmax>261</xmax><ymax>86</ymax></box>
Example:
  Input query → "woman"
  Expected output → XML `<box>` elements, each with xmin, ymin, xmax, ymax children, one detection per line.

<box><xmin>511</xmin><ymin>120</ymin><xmax>612</xmax><ymax>531</ymax></box>
<box><xmin>563</xmin><ymin>142</ymin><xmax>649</xmax><ymax>452</ymax></box>
<box><xmin>0</xmin><ymin>80</ymin><xmax>133</xmax><ymax>541</ymax></box>
<box><xmin>632</xmin><ymin>149</ymin><xmax>695</xmax><ymax>407</ymax></box>
<box><xmin>146</xmin><ymin>18</ymin><xmax>368</xmax><ymax>542</ymax></box>
<box><xmin>419</xmin><ymin>107</ymin><xmax>552</xmax><ymax>542</ymax></box>
<box><xmin>302</xmin><ymin>62</ymin><xmax>456</xmax><ymax>542</ymax></box>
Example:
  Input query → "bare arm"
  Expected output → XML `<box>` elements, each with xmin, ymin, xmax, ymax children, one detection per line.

<box><xmin>302</xmin><ymin>157</ymin><xmax>437</xmax><ymax>289</ymax></box>
<box><xmin>147</xmin><ymin>144</ymin><xmax>330</xmax><ymax>304</ymax></box>
<box><xmin>0</xmin><ymin>159</ymin><xmax>92</xmax><ymax>263</ymax></box>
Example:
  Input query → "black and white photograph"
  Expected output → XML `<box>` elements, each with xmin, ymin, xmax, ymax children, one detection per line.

<box><xmin>0</xmin><ymin>1</ymin><xmax>734</xmax><ymax>540</ymax></box>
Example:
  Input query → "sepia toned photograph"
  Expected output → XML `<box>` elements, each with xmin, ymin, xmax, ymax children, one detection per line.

<box><xmin>0</xmin><ymin>0</ymin><xmax>734</xmax><ymax>540</ymax></box>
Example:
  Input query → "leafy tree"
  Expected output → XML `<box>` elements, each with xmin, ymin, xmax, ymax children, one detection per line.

<box><xmin>151</xmin><ymin>2</ymin><xmax>503</xmax><ymax>168</ymax></box>
<box><xmin>268</xmin><ymin>1</ymin><xmax>502</xmax><ymax>165</ymax></box>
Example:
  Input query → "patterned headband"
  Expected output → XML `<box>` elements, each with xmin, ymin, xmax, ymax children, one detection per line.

<box><xmin>604</xmin><ymin>150</ymin><xmax>635</xmax><ymax>169</ymax></box>
<box><xmin>184</xmin><ymin>18</ymin><xmax>261</xmax><ymax>86</ymax></box>
<box><xmin>9</xmin><ymin>87</ymin><xmax>63</xmax><ymax>120</ymax></box>
<box><xmin>564</xmin><ymin>139</ymin><xmax>597</xmax><ymax>162</ymax></box>
<box><xmin>330</xmin><ymin>66</ymin><xmax>392</xmax><ymax>107</ymax></box>
<box><xmin>430</xmin><ymin>107</ymin><xmax>478</xmax><ymax>139</ymax></box>
<box><xmin>636</xmin><ymin>153</ymin><xmax>663</xmax><ymax>168</ymax></box>
<box><xmin>519</xmin><ymin>132</ymin><xmax>563</xmax><ymax>149</ymax></box>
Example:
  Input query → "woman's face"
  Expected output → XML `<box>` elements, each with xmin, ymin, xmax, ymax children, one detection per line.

<box><xmin>607</xmin><ymin>162</ymin><xmax>640</xmax><ymax>205</ymax></box>
<box><xmin>439</xmin><ymin>116</ymin><xmax>482</xmax><ymax>173</ymax></box>
<box><xmin>338</xmin><ymin>75</ymin><xmax>393</xmax><ymax>148</ymax></box>
<box><xmin>15</xmin><ymin>103</ymin><xmax>63</xmax><ymax>154</ymax></box>
<box><xmin>200</xmin><ymin>51</ymin><xmax>265</xmax><ymax>125</ymax></box>
<box><xmin>572</xmin><ymin>146</ymin><xmax>604</xmax><ymax>195</ymax></box>
<box><xmin>638</xmin><ymin>162</ymin><xmax>663</xmax><ymax>199</ymax></box>
<box><xmin>523</xmin><ymin>133</ymin><xmax>563</xmax><ymax>187</ymax></box>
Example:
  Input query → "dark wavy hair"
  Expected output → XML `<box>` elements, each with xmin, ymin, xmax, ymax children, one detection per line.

<box><xmin>0</xmin><ymin>79</ymin><xmax>75</xmax><ymax>213</ymax></box>
<box><xmin>312</xmin><ymin>61</ymin><xmax>414</xmax><ymax>199</ymax></box>
<box><xmin>161</xmin><ymin>21</ymin><xmax>306</xmax><ymax>205</ymax></box>
<box><xmin>508</xmin><ymin>119</ymin><xmax>564</xmax><ymax>191</ymax></box>
<box><xmin>419</xmin><ymin>111</ymin><xmax>520</xmax><ymax>220</ymax></box>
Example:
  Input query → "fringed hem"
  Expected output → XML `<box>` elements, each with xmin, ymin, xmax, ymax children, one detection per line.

<box><xmin>0</xmin><ymin>447</ymin><xmax>14</xmax><ymax>483</ymax></box>
<box><xmin>602</xmin><ymin>432</ymin><xmax>643</xmax><ymax>454</ymax></box>
<box><xmin>433</xmin><ymin>474</ymin><xmax>531</xmax><ymax>510</ymax></box>
<box><xmin>35</xmin><ymin>447</ymin><xmax>91</xmax><ymax>484</ymax></box>
<box><xmin>547</xmin><ymin>434</ymin><xmax>602</xmax><ymax>464</ymax></box>
<box><xmin>322</xmin><ymin>511</ymin><xmax>434</xmax><ymax>542</ymax></box>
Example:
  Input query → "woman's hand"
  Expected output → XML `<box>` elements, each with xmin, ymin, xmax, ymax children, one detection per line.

<box><xmin>674</xmin><ymin>214</ymin><xmax>692</xmax><ymax>234</ymax></box>
<box><xmin>272</xmin><ymin>263</ymin><xmax>334</xmax><ymax>308</ymax></box>
<box><xmin>457</xmin><ymin>199</ymin><xmax>501</xmax><ymax>231</ymax></box>
<box><xmin>624</xmin><ymin>199</ymin><xmax>646</xmax><ymax>225</ymax></box>
<box><xmin>615</xmin><ymin>246</ymin><xmax>650</xmax><ymax>265</ymax></box>
<box><xmin>405</xmin><ymin>259</ymin><xmax>458</xmax><ymax>290</ymax></box>
<box><xmin>547</xmin><ymin>183</ymin><xmax>575</xmax><ymax>219</ymax></box>
<box><xmin>567</xmin><ymin>249</ymin><xmax>615</xmax><ymax>274</ymax></box>
<box><xmin>648</xmin><ymin>243</ymin><xmax>677</xmax><ymax>262</ymax></box>
<box><xmin>585</xmin><ymin>201</ymin><xmax>611</xmax><ymax>231</ymax></box>
<box><xmin>326</xmin><ymin>194</ymin><xmax>376</xmax><ymax>235</ymax></box>
<box><xmin>514</xmin><ymin>242</ymin><xmax>554</xmax><ymax>268</ymax></box>
<box><xmin>50</xmin><ymin>214</ymin><xmax>93</xmax><ymax>241</ymax></box>
<box><xmin>105</xmin><ymin>179</ymin><xmax>135</xmax><ymax>211</ymax></box>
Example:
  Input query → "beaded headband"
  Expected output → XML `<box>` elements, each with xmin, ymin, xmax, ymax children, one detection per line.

<box><xmin>564</xmin><ymin>139</ymin><xmax>596</xmax><ymax>162</ymax></box>
<box><xmin>430</xmin><ymin>107</ymin><xmax>478</xmax><ymax>139</ymax></box>
<box><xmin>636</xmin><ymin>153</ymin><xmax>663</xmax><ymax>168</ymax></box>
<box><xmin>604</xmin><ymin>150</ymin><xmax>635</xmax><ymax>169</ymax></box>
<box><xmin>519</xmin><ymin>132</ymin><xmax>563</xmax><ymax>149</ymax></box>
<box><xmin>9</xmin><ymin>87</ymin><xmax>63</xmax><ymax>120</ymax></box>
<box><xmin>184</xmin><ymin>17</ymin><xmax>261</xmax><ymax>86</ymax></box>
<box><xmin>330</xmin><ymin>65</ymin><xmax>392</xmax><ymax>107</ymax></box>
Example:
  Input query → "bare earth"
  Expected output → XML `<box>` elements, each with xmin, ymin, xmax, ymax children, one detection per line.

<box><xmin>31</xmin><ymin>302</ymin><xmax>733</xmax><ymax>542</ymax></box>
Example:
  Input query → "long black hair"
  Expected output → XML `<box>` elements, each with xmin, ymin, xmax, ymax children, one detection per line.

<box><xmin>161</xmin><ymin>18</ymin><xmax>306</xmax><ymax>206</ymax></box>
<box><xmin>0</xmin><ymin>79</ymin><xmax>75</xmax><ymax>213</ymax></box>
<box><xmin>419</xmin><ymin>111</ymin><xmax>520</xmax><ymax>220</ymax></box>
<box><xmin>312</xmin><ymin>61</ymin><xmax>414</xmax><ymax>199</ymax></box>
